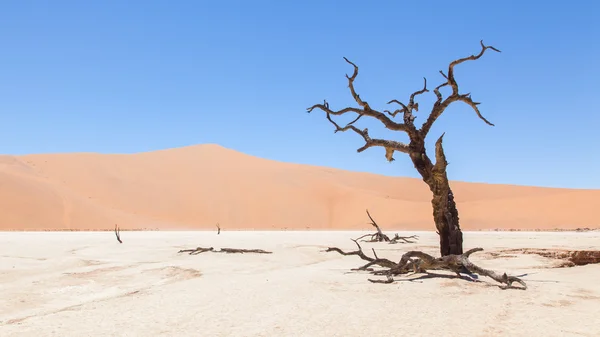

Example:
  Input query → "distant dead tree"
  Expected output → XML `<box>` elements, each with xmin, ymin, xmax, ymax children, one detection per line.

<box><xmin>355</xmin><ymin>209</ymin><xmax>418</xmax><ymax>244</ymax></box>
<box><xmin>308</xmin><ymin>40</ymin><xmax>500</xmax><ymax>256</ymax></box>
<box><xmin>216</xmin><ymin>223</ymin><xmax>221</xmax><ymax>235</ymax></box>
<box><xmin>114</xmin><ymin>224</ymin><xmax>122</xmax><ymax>244</ymax></box>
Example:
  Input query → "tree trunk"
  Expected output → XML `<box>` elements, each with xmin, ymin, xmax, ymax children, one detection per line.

<box><xmin>409</xmin><ymin>135</ymin><xmax>463</xmax><ymax>256</ymax></box>
<box><xmin>431</xmin><ymin>187</ymin><xmax>463</xmax><ymax>256</ymax></box>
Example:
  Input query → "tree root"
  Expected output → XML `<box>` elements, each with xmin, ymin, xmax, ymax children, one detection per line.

<box><xmin>326</xmin><ymin>241</ymin><xmax>526</xmax><ymax>289</ymax></box>
<box><xmin>178</xmin><ymin>247</ymin><xmax>272</xmax><ymax>255</ymax></box>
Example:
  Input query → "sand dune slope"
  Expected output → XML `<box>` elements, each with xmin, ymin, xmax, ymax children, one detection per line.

<box><xmin>0</xmin><ymin>144</ymin><xmax>598</xmax><ymax>230</ymax></box>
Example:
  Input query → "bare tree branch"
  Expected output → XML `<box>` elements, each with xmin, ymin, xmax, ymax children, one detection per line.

<box><xmin>307</xmin><ymin>57</ymin><xmax>409</xmax><ymax>133</ymax></box>
<box><xmin>385</xmin><ymin>77</ymin><xmax>429</xmax><ymax>128</ymax></box>
<box><xmin>447</xmin><ymin>40</ymin><xmax>501</xmax><ymax>95</ymax></box>
<box><xmin>324</xmin><ymin>112</ymin><xmax>411</xmax><ymax>161</ymax></box>
<box><xmin>324</xmin><ymin>239</ymin><xmax>399</xmax><ymax>270</ymax></box>
<box><xmin>420</xmin><ymin>40</ymin><xmax>499</xmax><ymax>136</ymax></box>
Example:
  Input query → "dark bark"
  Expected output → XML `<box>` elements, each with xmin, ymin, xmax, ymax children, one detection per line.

<box><xmin>408</xmin><ymin>134</ymin><xmax>463</xmax><ymax>256</ymax></box>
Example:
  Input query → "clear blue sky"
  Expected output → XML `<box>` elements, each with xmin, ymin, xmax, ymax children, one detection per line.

<box><xmin>1</xmin><ymin>1</ymin><xmax>598</xmax><ymax>189</ymax></box>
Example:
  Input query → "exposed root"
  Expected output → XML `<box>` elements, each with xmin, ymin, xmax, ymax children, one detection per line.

<box><xmin>326</xmin><ymin>243</ymin><xmax>526</xmax><ymax>289</ymax></box>
<box><xmin>114</xmin><ymin>224</ymin><xmax>122</xmax><ymax>244</ymax></box>
<box><xmin>178</xmin><ymin>247</ymin><xmax>272</xmax><ymax>255</ymax></box>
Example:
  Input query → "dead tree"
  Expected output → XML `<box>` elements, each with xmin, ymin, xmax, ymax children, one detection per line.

<box><xmin>216</xmin><ymin>223</ymin><xmax>221</xmax><ymax>235</ymax></box>
<box><xmin>355</xmin><ymin>209</ymin><xmax>418</xmax><ymax>244</ymax></box>
<box><xmin>308</xmin><ymin>40</ymin><xmax>500</xmax><ymax>256</ymax></box>
<box><xmin>325</xmin><ymin>240</ymin><xmax>526</xmax><ymax>289</ymax></box>
<box><xmin>355</xmin><ymin>209</ymin><xmax>390</xmax><ymax>242</ymax></box>
<box><xmin>114</xmin><ymin>224</ymin><xmax>122</xmax><ymax>244</ymax></box>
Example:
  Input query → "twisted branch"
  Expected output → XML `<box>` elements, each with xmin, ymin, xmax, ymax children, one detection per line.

<box><xmin>420</xmin><ymin>40</ymin><xmax>500</xmax><ymax>136</ymax></box>
<box><xmin>385</xmin><ymin>77</ymin><xmax>429</xmax><ymax>128</ymax></box>
<box><xmin>324</xmin><ymin>112</ymin><xmax>410</xmax><ymax>159</ymax></box>
<box><xmin>307</xmin><ymin>58</ymin><xmax>407</xmax><ymax>132</ymax></box>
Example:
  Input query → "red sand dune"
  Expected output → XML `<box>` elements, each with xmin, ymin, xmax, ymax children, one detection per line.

<box><xmin>1</xmin><ymin>144</ymin><xmax>598</xmax><ymax>231</ymax></box>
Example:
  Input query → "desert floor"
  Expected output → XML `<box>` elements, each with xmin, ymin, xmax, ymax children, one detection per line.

<box><xmin>1</xmin><ymin>231</ymin><xmax>599</xmax><ymax>337</ymax></box>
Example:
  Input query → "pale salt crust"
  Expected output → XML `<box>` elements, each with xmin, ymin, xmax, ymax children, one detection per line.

<box><xmin>1</xmin><ymin>231</ymin><xmax>599</xmax><ymax>336</ymax></box>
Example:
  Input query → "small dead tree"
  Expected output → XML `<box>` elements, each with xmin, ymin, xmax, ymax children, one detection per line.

<box><xmin>356</xmin><ymin>209</ymin><xmax>390</xmax><ymax>242</ymax></box>
<box><xmin>114</xmin><ymin>224</ymin><xmax>122</xmax><ymax>244</ymax></box>
<box><xmin>308</xmin><ymin>41</ymin><xmax>500</xmax><ymax>256</ymax></box>
<box><xmin>216</xmin><ymin>223</ymin><xmax>221</xmax><ymax>235</ymax></box>
<box><xmin>355</xmin><ymin>209</ymin><xmax>418</xmax><ymax>244</ymax></box>
<box><xmin>326</xmin><ymin>240</ymin><xmax>526</xmax><ymax>289</ymax></box>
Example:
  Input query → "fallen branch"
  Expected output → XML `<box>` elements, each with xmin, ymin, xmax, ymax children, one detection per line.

<box><xmin>178</xmin><ymin>247</ymin><xmax>214</xmax><ymax>255</ymax></box>
<box><xmin>178</xmin><ymin>247</ymin><xmax>272</xmax><ymax>255</ymax></box>
<box><xmin>326</xmin><ymin>241</ymin><xmax>526</xmax><ymax>289</ymax></box>
<box><xmin>218</xmin><ymin>248</ymin><xmax>272</xmax><ymax>254</ymax></box>
<box><xmin>114</xmin><ymin>224</ymin><xmax>122</xmax><ymax>244</ymax></box>
<box><xmin>324</xmin><ymin>239</ymin><xmax>397</xmax><ymax>270</ymax></box>
<box><xmin>389</xmin><ymin>234</ymin><xmax>419</xmax><ymax>244</ymax></box>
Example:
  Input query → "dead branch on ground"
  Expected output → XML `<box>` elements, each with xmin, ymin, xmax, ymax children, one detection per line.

<box><xmin>114</xmin><ymin>224</ymin><xmax>122</xmax><ymax>244</ymax></box>
<box><xmin>178</xmin><ymin>247</ymin><xmax>214</xmax><ymax>255</ymax></box>
<box><xmin>390</xmin><ymin>234</ymin><xmax>419</xmax><ymax>244</ymax></box>
<box><xmin>325</xmin><ymin>240</ymin><xmax>526</xmax><ymax>289</ymax></box>
<box><xmin>219</xmin><ymin>248</ymin><xmax>271</xmax><ymax>254</ymax></box>
<box><xmin>354</xmin><ymin>209</ymin><xmax>418</xmax><ymax>244</ymax></box>
<box><xmin>178</xmin><ymin>247</ymin><xmax>272</xmax><ymax>255</ymax></box>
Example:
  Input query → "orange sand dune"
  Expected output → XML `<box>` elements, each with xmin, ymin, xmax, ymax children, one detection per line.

<box><xmin>1</xmin><ymin>144</ymin><xmax>598</xmax><ymax>231</ymax></box>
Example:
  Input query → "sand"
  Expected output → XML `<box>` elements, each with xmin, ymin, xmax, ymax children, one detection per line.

<box><xmin>1</xmin><ymin>144</ymin><xmax>599</xmax><ymax>231</ymax></box>
<box><xmin>1</xmin><ymin>231</ymin><xmax>599</xmax><ymax>336</ymax></box>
